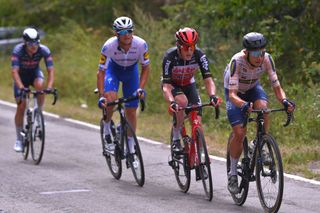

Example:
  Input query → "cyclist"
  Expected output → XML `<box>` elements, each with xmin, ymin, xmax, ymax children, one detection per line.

<box><xmin>11</xmin><ymin>27</ymin><xmax>55</xmax><ymax>152</ymax></box>
<box><xmin>97</xmin><ymin>16</ymin><xmax>150</xmax><ymax>154</ymax></box>
<box><xmin>224</xmin><ymin>32</ymin><xmax>295</xmax><ymax>194</ymax></box>
<box><xmin>161</xmin><ymin>27</ymin><xmax>221</xmax><ymax>153</ymax></box>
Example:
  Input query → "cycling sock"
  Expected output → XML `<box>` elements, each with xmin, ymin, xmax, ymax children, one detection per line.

<box><xmin>128</xmin><ymin>136</ymin><xmax>135</xmax><ymax>153</ymax></box>
<box><xmin>103</xmin><ymin>121</ymin><xmax>111</xmax><ymax>135</ymax></box>
<box><xmin>16</xmin><ymin>126</ymin><xmax>23</xmax><ymax>141</ymax></box>
<box><xmin>172</xmin><ymin>126</ymin><xmax>181</xmax><ymax>141</ymax></box>
<box><xmin>230</xmin><ymin>157</ymin><xmax>239</xmax><ymax>176</ymax></box>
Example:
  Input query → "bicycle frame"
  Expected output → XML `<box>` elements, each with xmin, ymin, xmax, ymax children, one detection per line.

<box><xmin>244</xmin><ymin>108</ymin><xmax>292</xmax><ymax>178</ymax></box>
<box><xmin>177</xmin><ymin>103</ymin><xmax>218</xmax><ymax>169</ymax></box>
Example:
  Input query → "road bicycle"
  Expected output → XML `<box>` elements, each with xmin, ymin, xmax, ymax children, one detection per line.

<box><xmin>226</xmin><ymin>108</ymin><xmax>293</xmax><ymax>212</ymax></box>
<box><xmin>168</xmin><ymin>103</ymin><xmax>219</xmax><ymax>201</ymax></box>
<box><xmin>96</xmin><ymin>90</ymin><xmax>145</xmax><ymax>186</ymax></box>
<box><xmin>20</xmin><ymin>88</ymin><xmax>58</xmax><ymax>165</ymax></box>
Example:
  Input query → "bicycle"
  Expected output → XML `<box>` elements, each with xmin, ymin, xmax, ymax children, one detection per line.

<box><xmin>226</xmin><ymin>108</ymin><xmax>293</xmax><ymax>212</ymax></box>
<box><xmin>20</xmin><ymin>88</ymin><xmax>58</xmax><ymax>165</ymax></box>
<box><xmin>95</xmin><ymin>90</ymin><xmax>145</xmax><ymax>186</ymax></box>
<box><xmin>168</xmin><ymin>102</ymin><xmax>219</xmax><ymax>201</ymax></box>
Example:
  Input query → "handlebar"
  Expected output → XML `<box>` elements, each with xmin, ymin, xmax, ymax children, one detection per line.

<box><xmin>177</xmin><ymin>102</ymin><xmax>220</xmax><ymax>119</ymax></box>
<box><xmin>242</xmin><ymin>108</ymin><xmax>293</xmax><ymax>128</ymax></box>
<box><xmin>94</xmin><ymin>88</ymin><xmax>145</xmax><ymax>112</ymax></box>
<box><xmin>19</xmin><ymin>88</ymin><xmax>58</xmax><ymax>105</ymax></box>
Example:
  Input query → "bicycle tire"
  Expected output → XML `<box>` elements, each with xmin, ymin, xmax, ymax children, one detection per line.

<box><xmin>256</xmin><ymin>134</ymin><xmax>284</xmax><ymax>213</ymax></box>
<box><xmin>124</xmin><ymin>121</ymin><xmax>145</xmax><ymax>186</ymax></box>
<box><xmin>195</xmin><ymin>127</ymin><xmax>213</xmax><ymax>201</ymax></box>
<box><xmin>226</xmin><ymin>133</ymin><xmax>249</xmax><ymax>205</ymax></box>
<box><xmin>102</xmin><ymin>119</ymin><xmax>122</xmax><ymax>180</ymax></box>
<box><xmin>170</xmin><ymin>128</ymin><xmax>191</xmax><ymax>193</ymax></box>
<box><xmin>31</xmin><ymin>109</ymin><xmax>45</xmax><ymax>165</ymax></box>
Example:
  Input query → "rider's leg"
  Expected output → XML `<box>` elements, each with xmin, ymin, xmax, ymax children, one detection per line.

<box><xmin>229</xmin><ymin>125</ymin><xmax>247</xmax><ymax>176</ymax></box>
<box><xmin>103</xmin><ymin>91</ymin><xmax>117</xmax><ymax>135</ymax></box>
<box><xmin>173</xmin><ymin>94</ymin><xmax>188</xmax><ymax>140</ymax></box>
<box><xmin>254</xmin><ymin>99</ymin><xmax>269</xmax><ymax>133</ymax></box>
<box><xmin>125</xmin><ymin>107</ymin><xmax>137</xmax><ymax>153</ymax></box>
<box><xmin>33</xmin><ymin>78</ymin><xmax>45</xmax><ymax>110</ymax></box>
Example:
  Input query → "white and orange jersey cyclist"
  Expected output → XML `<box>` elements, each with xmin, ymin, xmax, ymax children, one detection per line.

<box><xmin>224</xmin><ymin>50</ymin><xmax>280</xmax><ymax>94</ymax></box>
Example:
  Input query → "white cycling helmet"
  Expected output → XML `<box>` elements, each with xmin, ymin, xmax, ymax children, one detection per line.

<box><xmin>23</xmin><ymin>28</ymin><xmax>40</xmax><ymax>42</ymax></box>
<box><xmin>112</xmin><ymin>16</ymin><xmax>134</xmax><ymax>32</ymax></box>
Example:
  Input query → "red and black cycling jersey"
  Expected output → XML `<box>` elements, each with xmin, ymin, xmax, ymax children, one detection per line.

<box><xmin>161</xmin><ymin>47</ymin><xmax>212</xmax><ymax>87</ymax></box>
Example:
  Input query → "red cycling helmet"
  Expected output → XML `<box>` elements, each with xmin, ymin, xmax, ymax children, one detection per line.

<box><xmin>175</xmin><ymin>27</ymin><xmax>199</xmax><ymax>46</ymax></box>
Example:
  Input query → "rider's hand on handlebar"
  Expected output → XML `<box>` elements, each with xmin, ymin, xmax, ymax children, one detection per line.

<box><xmin>209</xmin><ymin>95</ymin><xmax>222</xmax><ymax>107</ymax></box>
<box><xmin>168</xmin><ymin>101</ymin><xmax>179</xmax><ymax>113</ymax></box>
<box><xmin>240</xmin><ymin>102</ymin><xmax>253</xmax><ymax>113</ymax></box>
<box><xmin>136</xmin><ymin>88</ymin><xmax>146</xmax><ymax>99</ymax></box>
<box><xmin>98</xmin><ymin>97</ymin><xmax>106</xmax><ymax>109</ymax></box>
<box><xmin>282</xmin><ymin>99</ymin><xmax>295</xmax><ymax>113</ymax></box>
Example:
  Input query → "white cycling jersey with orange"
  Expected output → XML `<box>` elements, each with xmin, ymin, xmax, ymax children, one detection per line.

<box><xmin>224</xmin><ymin>50</ymin><xmax>280</xmax><ymax>93</ymax></box>
<box><xmin>98</xmin><ymin>35</ymin><xmax>150</xmax><ymax>71</ymax></box>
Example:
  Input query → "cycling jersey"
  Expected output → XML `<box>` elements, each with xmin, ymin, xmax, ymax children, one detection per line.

<box><xmin>223</xmin><ymin>50</ymin><xmax>279</xmax><ymax>93</ymax></box>
<box><xmin>11</xmin><ymin>43</ymin><xmax>53</xmax><ymax>72</ymax></box>
<box><xmin>98</xmin><ymin>35</ymin><xmax>150</xmax><ymax>108</ymax></box>
<box><xmin>162</xmin><ymin>47</ymin><xmax>212</xmax><ymax>87</ymax></box>
<box><xmin>98</xmin><ymin>35</ymin><xmax>150</xmax><ymax>72</ymax></box>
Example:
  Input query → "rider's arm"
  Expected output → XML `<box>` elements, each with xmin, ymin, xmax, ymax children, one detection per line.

<box><xmin>162</xmin><ymin>83</ymin><xmax>175</xmax><ymax>103</ymax></box>
<box><xmin>46</xmin><ymin>67</ymin><xmax>54</xmax><ymax>89</ymax></box>
<box><xmin>97</xmin><ymin>53</ymin><xmax>107</xmax><ymax>96</ymax></box>
<box><xmin>12</xmin><ymin>67</ymin><xmax>24</xmax><ymax>89</ymax></box>
<box><xmin>139</xmin><ymin>64</ymin><xmax>150</xmax><ymax>89</ymax></box>
<box><xmin>229</xmin><ymin>89</ymin><xmax>247</xmax><ymax>108</ymax></box>
<box><xmin>204</xmin><ymin>77</ymin><xmax>216</xmax><ymax>97</ymax></box>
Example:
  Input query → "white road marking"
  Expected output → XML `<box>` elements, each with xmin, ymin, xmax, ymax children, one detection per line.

<box><xmin>40</xmin><ymin>189</ymin><xmax>91</xmax><ymax>195</ymax></box>
<box><xmin>1</xmin><ymin>99</ymin><xmax>319</xmax><ymax>186</ymax></box>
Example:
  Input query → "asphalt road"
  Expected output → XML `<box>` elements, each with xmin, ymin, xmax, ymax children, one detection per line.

<box><xmin>0</xmin><ymin>102</ymin><xmax>319</xmax><ymax>213</ymax></box>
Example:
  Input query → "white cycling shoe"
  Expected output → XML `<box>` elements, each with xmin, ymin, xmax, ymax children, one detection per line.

<box><xmin>14</xmin><ymin>140</ymin><xmax>24</xmax><ymax>152</ymax></box>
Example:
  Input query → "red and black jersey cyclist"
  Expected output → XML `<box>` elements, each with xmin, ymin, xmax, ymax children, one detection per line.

<box><xmin>161</xmin><ymin>27</ymin><xmax>222</xmax><ymax>152</ymax></box>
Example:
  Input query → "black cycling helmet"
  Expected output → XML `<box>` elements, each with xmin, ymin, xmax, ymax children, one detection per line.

<box><xmin>23</xmin><ymin>28</ymin><xmax>40</xmax><ymax>42</ymax></box>
<box><xmin>242</xmin><ymin>32</ymin><xmax>267</xmax><ymax>50</ymax></box>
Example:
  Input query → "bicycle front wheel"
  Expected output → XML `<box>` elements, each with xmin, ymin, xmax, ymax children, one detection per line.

<box><xmin>226</xmin><ymin>134</ymin><xmax>249</xmax><ymax>205</ymax></box>
<box><xmin>124</xmin><ymin>121</ymin><xmax>145</xmax><ymax>186</ymax></box>
<box><xmin>256</xmin><ymin>134</ymin><xmax>284</xmax><ymax>213</ymax></box>
<box><xmin>195</xmin><ymin>127</ymin><xmax>213</xmax><ymax>201</ymax></box>
<box><xmin>102</xmin><ymin>119</ymin><xmax>122</xmax><ymax>180</ymax></box>
<box><xmin>31</xmin><ymin>109</ymin><xmax>45</xmax><ymax>165</ymax></box>
<box><xmin>170</xmin><ymin>128</ymin><xmax>191</xmax><ymax>193</ymax></box>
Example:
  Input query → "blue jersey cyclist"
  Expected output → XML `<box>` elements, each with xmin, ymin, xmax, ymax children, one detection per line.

<box><xmin>162</xmin><ymin>27</ymin><xmax>221</xmax><ymax>152</ymax></box>
<box><xmin>11</xmin><ymin>28</ymin><xmax>55</xmax><ymax>152</ymax></box>
<box><xmin>224</xmin><ymin>32</ymin><xmax>295</xmax><ymax>194</ymax></box>
<box><xmin>97</xmin><ymin>16</ymin><xmax>150</xmax><ymax>153</ymax></box>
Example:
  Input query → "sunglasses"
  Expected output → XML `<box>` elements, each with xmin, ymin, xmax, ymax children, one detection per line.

<box><xmin>26</xmin><ymin>41</ymin><xmax>40</xmax><ymax>46</ymax></box>
<box><xmin>250</xmin><ymin>50</ymin><xmax>266</xmax><ymax>57</ymax></box>
<box><xmin>117</xmin><ymin>29</ymin><xmax>133</xmax><ymax>36</ymax></box>
<box><xmin>180</xmin><ymin>44</ymin><xmax>195</xmax><ymax>51</ymax></box>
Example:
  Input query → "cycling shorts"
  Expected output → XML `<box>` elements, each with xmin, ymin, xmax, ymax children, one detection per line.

<box><xmin>224</xmin><ymin>83</ymin><xmax>268</xmax><ymax>127</ymax></box>
<box><xmin>13</xmin><ymin>69</ymin><xmax>44</xmax><ymax>98</ymax></box>
<box><xmin>104</xmin><ymin>62</ymin><xmax>139</xmax><ymax>108</ymax></box>
<box><xmin>171</xmin><ymin>83</ymin><xmax>202</xmax><ymax>115</ymax></box>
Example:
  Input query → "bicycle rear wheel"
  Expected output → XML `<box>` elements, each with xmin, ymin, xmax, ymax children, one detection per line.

<box><xmin>31</xmin><ymin>109</ymin><xmax>45</xmax><ymax>165</ymax></box>
<box><xmin>226</xmin><ymin>133</ymin><xmax>249</xmax><ymax>205</ymax></box>
<box><xmin>124</xmin><ymin>121</ymin><xmax>145</xmax><ymax>186</ymax></box>
<box><xmin>195</xmin><ymin>127</ymin><xmax>213</xmax><ymax>201</ymax></box>
<box><xmin>102</xmin><ymin>119</ymin><xmax>122</xmax><ymax>180</ymax></box>
<box><xmin>170</xmin><ymin>128</ymin><xmax>191</xmax><ymax>193</ymax></box>
<box><xmin>256</xmin><ymin>134</ymin><xmax>283</xmax><ymax>213</ymax></box>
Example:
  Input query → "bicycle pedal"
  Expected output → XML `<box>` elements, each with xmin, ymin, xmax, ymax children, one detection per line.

<box><xmin>249</xmin><ymin>175</ymin><xmax>256</xmax><ymax>182</ymax></box>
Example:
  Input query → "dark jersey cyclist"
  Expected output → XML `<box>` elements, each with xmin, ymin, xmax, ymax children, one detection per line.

<box><xmin>161</xmin><ymin>27</ymin><xmax>221</xmax><ymax>152</ymax></box>
<box><xmin>11</xmin><ymin>28</ymin><xmax>55</xmax><ymax>152</ymax></box>
<box><xmin>224</xmin><ymin>32</ymin><xmax>295</xmax><ymax>194</ymax></box>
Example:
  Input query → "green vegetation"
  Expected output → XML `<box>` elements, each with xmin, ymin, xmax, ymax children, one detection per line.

<box><xmin>0</xmin><ymin>0</ymin><xmax>319</xmax><ymax>180</ymax></box>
